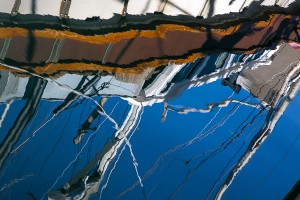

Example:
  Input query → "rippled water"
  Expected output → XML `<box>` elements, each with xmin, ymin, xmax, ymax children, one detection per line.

<box><xmin>1</xmin><ymin>1</ymin><xmax>300</xmax><ymax>200</ymax></box>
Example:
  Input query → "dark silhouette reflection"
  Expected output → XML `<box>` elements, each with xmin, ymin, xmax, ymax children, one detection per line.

<box><xmin>74</xmin><ymin>97</ymin><xmax>107</xmax><ymax>145</ymax></box>
<box><xmin>26</xmin><ymin>31</ymin><xmax>36</xmax><ymax>63</ymax></box>
<box><xmin>285</xmin><ymin>179</ymin><xmax>300</xmax><ymax>200</ymax></box>
<box><xmin>0</xmin><ymin>78</ymin><xmax>47</xmax><ymax>170</ymax></box>
<box><xmin>49</xmin><ymin>105</ymin><xmax>142</xmax><ymax>199</ymax></box>
<box><xmin>199</xmin><ymin>0</ymin><xmax>216</xmax><ymax>18</ymax></box>
<box><xmin>11</xmin><ymin>0</ymin><xmax>21</xmax><ymax>16</ymax></box>
<box><xmin>31</xmin><ymin>0</ymin><xmax>36</xmax><ymax>15</ymax></box>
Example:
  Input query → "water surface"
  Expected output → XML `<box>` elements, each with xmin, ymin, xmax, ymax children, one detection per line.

<box><xmin>1</xmin><ymin>1</ymin><xmax>300</xmax><ymax>199</ymax></box>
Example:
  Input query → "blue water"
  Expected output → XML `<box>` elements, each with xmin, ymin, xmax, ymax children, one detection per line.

<box><xmin>0</xmin><ymin>77</ymin><xmax>299</xmax><ymax>200</ymax></box>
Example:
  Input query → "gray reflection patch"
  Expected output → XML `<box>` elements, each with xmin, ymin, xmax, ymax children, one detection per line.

<box><xmin>0</xmin><ymin>39</ymin><xmax>12</xmax><ymax>60</ymax></box>
<box><xmin>11</xmin><ymin>0</ymin><xmax>21</xmax><ymax>16</ymax></box>
<box><xmin>102</xmin><ymin>43</ymin><xmax>113</xmax><ymax>64</ymax></box>
<box><xmin>157</xmin><ymin>0</ymin><xmax>168</xmax><ymax>13</ymax></box>
<box><xmin>46</xmin><ymin>39</ymin><xmax>65</xmax><ymax>63</ymax></box>
<box><xmin>60</xmin><ymin>0</ymin><xmax>72</xmax><ymax>19</ymax></box>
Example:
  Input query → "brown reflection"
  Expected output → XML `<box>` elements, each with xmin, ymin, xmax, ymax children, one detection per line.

<box><xmin>0</xmin><ymin>1</ymin><xmax>299</xmax><ymax>76</ymax></box>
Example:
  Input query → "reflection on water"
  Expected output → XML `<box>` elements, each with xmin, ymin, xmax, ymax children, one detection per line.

<box><xmin>1</xmin><ymin>1</ymin><xmax>300</xmax><ymax>200</ymax></box>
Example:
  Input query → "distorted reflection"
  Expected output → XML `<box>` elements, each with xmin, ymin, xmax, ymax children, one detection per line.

<box><xmin>1</xmin><ymin>0</ymin><xmax>300</xmax><ymax>200</ymax></box>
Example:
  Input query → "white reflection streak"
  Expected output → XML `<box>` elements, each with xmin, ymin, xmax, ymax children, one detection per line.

<box><xmin>41</xmin><ymin>103</ymin><xmax>119</xmax><ymax>200</ymax></box>
<box><xmin>205</xmin><ymin>121</ymin><xmax>262</xmax><ymax>200</ymax></box>
<box><xmin>184</xmin><ymin>98</ymin><xmax>245</xmax><ymax>163</ymax></box>
<box><xmin>194</xmin><ymin>101</ymin><xmax>241</xmax><ymax>142</ymax></box>
<box><xmin>215</xmin><ymin>64</ymin><xmax>300</xmax><ymax>200</ymax></box>
<box><xmin>54</xmin><ymin>82</ymin><xmax>119</xmax><ymax>129</ymax></box>
<box><xmin>125</xmin><ymin>137</ymin><xmax>144</xmax><ymax>187</ymax></box>
<box><xmin>167</xmin><ymin>98</ymin><xmax>260</xmax><ymax>114</ymax></box>
<box><xmin>0</xmin><ymin>101</ymin><xmax>11</xmax><ymax>128</ymax></box>
<box><xmin>20</xmin><ymin>103</ymin><xmax>58</xmax><ymax>146</ymax></box>
<box><xmin>186</xmin><ymin>92</ymin><xmax>236</xmax><ymax>145</ymax></box>
<box><xmin>118</xmin><ymin>93</ymin><xmax>238</xmax><ymax>198</ymax></box>
<box><xmin>99</xmin><ymin>143</ymin><xmax>126</xmax><ymax>200</ymax></box>
<box><xmin>0</xmin><ymin>62</ymin><xmax>119</xmax><ymax>130</ymax></box>
<box><xmin>188</xmin><ymin>106</ymin><xmax>223</xmax><ymax>145</ymax></box>
<box><xmin>11</xmin><ymin>115</ymin><xmax>55</xmax><ymax>154</ymax></box>
<box><xmin>1</xmin><ymin>62</ymin><xmax>119</xmax><ymax>153</ymax></box>
<box><xmin>257</xmin><ymin>60</ymin><xmax>299</xmax><ymax>89</ymax></box>
<box><xmin>0</xmin><ymin>174</ymin><xmax>33</xmax><ymax>193</ymax></box>
<box><xmin>208</xmin><ymin>164</ymin><xmax>235</xmax><ymax>199</ymax></box>
<box><xmin>99</xmin><ymin>106</ymin><xmax>144</xmax><ymax>200</ymax></box>
<box><xmin>140</xmin><ymin>107</ymin><xmax>224</xmax><ymax>196</ymax></box>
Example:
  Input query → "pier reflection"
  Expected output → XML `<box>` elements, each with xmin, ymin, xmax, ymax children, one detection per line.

<box><xmin>1</xmin><ymin>1</ymin><xmax>300</xmax><ymax>199</ymax></box>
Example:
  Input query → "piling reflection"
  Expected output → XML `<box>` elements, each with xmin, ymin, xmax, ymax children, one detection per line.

<box><xmin>1</xmin><ymin>1</ymin><xmax>300</xmax><ymax>199</ymax></box>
